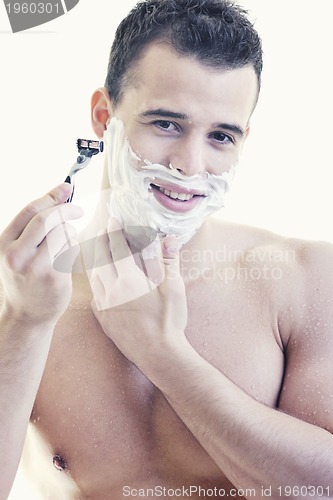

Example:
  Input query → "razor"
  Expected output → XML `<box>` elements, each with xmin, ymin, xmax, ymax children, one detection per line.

<box><xmin>65</xmin><ymin>138</ymin><xmax>104</xmax><ymax>202</ymax></box>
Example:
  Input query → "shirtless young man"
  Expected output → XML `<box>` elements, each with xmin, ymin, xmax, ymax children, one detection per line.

<box><xmin>1</xmin><ymin>1</ymin><xmax>333</xmax><ymax>499</ymax></box>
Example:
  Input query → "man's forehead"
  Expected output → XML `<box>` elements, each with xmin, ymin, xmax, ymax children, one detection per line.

<box><xmin>131</xmin><ymin>42</ymin><xmax>257</xmax><ymax>82</ymax></box>
<box><xmin>123</xmin><ymin>62</ymin><xmax>256</xmax><ymax>125</ymax></box>
<box><xmin>128</xmin><ymin>43</ymin><xmax>258</xmax><ymax>103</ymax></box>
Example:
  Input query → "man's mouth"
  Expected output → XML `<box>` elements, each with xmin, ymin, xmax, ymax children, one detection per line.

<box><xmin>155</xmin><ymin>186</ymin><xmax>194</xmax><ymax>201</ymax></box>
<box><xmin>150</xmin><ymin>182</ymin><xmax>207</xmax><ymax>213</ymax></box>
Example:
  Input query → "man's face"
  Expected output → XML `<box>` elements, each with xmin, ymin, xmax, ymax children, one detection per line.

<box><xmin>104</xmin><ymin>42</ymin><xmax>258</xmax><ymax>220</ymax></box>
<box><xmin>111</xmin><ymin>42</ymin><xmax>258</xmax><ymax>175</ymax></box>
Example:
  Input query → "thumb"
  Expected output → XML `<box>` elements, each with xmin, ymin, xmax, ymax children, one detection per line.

<box><xmin>162</xmin><ymin>234</ymin><xmax>181</xmax><ymax>261</ymax></box>
<box><xmin>161</xmin><ymin>235</ymin><xmax>182</xmax><ymax>284</ymax></box>
<box><xmin>160</xmin><ymin>235</ymin><xmax>187</xmax><ymax>332</ymax></box>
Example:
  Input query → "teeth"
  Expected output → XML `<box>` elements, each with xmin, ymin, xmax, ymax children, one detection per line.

<box><xmin>159</xmin><ymin>187</ymin><xmax>193</xmax><ymax>201</ymax></box>
<box><xmin>177</xmin><ymin>193</ymin><xmax>190</xmax><ymax>201</ymax></box>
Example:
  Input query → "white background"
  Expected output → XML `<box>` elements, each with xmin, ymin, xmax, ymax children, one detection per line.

<box><xmin>1</xmin><ymin>0</ymin><xmax>333</xmax><ymax>241</ymax></box>
<box><xmin>1</xmin><ymin>0</ymin><xmax>333</xmax><ymax>498</ymax></box>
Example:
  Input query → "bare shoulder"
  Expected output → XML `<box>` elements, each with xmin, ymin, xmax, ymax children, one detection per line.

<box><xmin>205</xmin><ymin>217</ymin><xmax>333</xmax><ymax>329</ymax></box>
<box><xmin>207</xmin><ymin>216</ymin><xmax>333</xmax><ymax>276</ymax></box>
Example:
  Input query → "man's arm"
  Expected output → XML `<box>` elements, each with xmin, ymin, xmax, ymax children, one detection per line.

<box><xmin>91</xmin><ymin>229</ymin><xmax>333</xmax><ymax>499</ymax></box>
<box><xmin>0</xmin><ymin>184</ymin><xmax>82</xmax><ymax>499</ymax></box>
<box><xmin>147</xmin><ymin>240</ymin><xmax>333</xmax><ymax>497</ymax></box>
<box><xmin>143</xmin><ymin>336</ymin><xmax>333</xmax><ymax>498</ymax></box>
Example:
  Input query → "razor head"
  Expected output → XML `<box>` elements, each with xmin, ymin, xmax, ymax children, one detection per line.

<box><xmin>77</xmin><ymin>138</ymin><xmax>104</xmax><ymax>157</ymax></box>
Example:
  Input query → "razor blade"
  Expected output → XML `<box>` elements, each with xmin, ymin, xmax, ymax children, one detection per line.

<box><xmin>65</xmin><ymin>138</ymin><xmax>104</xmax><ymax>202</ymax></box>
<box><xmin>76</xmin><ymin>139</ymin><xmax>104</xmax><ymax>157</ymax></box>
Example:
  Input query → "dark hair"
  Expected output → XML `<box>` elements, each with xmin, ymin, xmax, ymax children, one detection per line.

<box><xmin>105</xmin><ymin>0</ymin><xmax>263</xmax><ymax>105</ymax></box>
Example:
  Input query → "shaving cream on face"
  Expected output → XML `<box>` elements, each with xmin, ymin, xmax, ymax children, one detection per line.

<box><xmin>105</xmin><ymin>117</ymin><xmax>236</xmax><ymax>246</ymax></box>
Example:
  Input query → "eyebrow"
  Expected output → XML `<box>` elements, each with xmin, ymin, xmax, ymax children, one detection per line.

<box><xmin>140</xmin><ymin>108</ymin><xmax>245</xmax><ymax>138</ymax></box>
<box><xmin>140</xmin><ymin>108</ymin><xmax>188</xmax><ymax>120</ymax></box>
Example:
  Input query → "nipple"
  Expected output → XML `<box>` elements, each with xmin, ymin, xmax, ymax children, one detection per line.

<box><xmin>53</xmin><ymin>454</ymin><xmax>67</xmax><ymax>471</ymax></box>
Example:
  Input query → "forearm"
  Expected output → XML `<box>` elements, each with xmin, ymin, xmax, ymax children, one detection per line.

<box><xmin>0</xmin><ymin>308</ymin><xmax>55</xmax><ymax>499</ymax></box>
<box><xmin>143</xmin><ymin>337</ymin><xmax>333</xmax><ymax>498</ymax></box>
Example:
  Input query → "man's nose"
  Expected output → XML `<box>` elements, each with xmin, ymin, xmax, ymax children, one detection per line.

<box><xmin>169</xmin><ymin>135</ymin><xmax>206</xmax><ymax>177</ymax></box>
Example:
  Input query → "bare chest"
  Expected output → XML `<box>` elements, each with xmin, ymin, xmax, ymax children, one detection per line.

<box><xmin>31</xmin><ymin>276</ymin><xmax>284</xmax><ymax>497</ymax></box>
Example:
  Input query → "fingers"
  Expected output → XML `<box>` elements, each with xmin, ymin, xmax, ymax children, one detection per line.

<box><xmin>0</xmin><ymin>184</ymin><xmax>83</xmax><ymax>324</ymax></box>
<box><xmin>19</xmin><ymin>203</ymin><xmax>83</xmax><ymax>250</ymax></box>
<box><xmin>91</xmin><ymin>230</ymin><xmax>117</xmax><ymax>281</ymax></box>
<box><xmin>89</xmin><ymin>273</ymin><xmax>106</xmax><ymax>311</ymax></box>
<box><xmin>39</xmin><ymin>223</ymin><xmax>81</xmax><ymax>273</ymax></box>
<box><xmin>1</xmin><ymin>183</ymin><xmax>73</xmax><ymax>242</ymax></box>
<box><xmin>161</xmin><ymin>235</ymin><xmax>181</xmax><ymax>266</ymax></box>
<box><xmin>89</xmin><ymin>220</ymin><xmax>160</xmax><ymax>310</ymax></box>
<box><xmin>4</xmin><ymin>203</ymin><xmax>83</xmax><ymax>273</ymax></box>
<box><xmin>0</xmin><ymin>184</ymin><xmax>83</xmax><ymax>277</ymax></box>
<box><xmin>89</xmin><ymin>220</ymin><xmax>184</xmax><ymax>313</ymax></box>
<box><xmin>160</xmin><ymin>235</ymin><xmax>184</xmax><ymax>293</ymax></box>
<box><xmin>160</xmin><ymin>235</ymin><xmax>187</xmax><ymax>332</ymax></box>
<box><xmin>87</xmin><ymin>230</ymin><xmax>117</xmax><ymax>310</ymax></box>
<box><xmin>107</xmin><ymin>218</ymin><xmax>133</xmax><ymax>275</ymax></box>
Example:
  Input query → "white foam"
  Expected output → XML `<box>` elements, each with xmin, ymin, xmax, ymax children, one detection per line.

<box><xmin>105</xmin><ymin>117</ymin><xmax>235</xmax><ymax>246</ymax></box>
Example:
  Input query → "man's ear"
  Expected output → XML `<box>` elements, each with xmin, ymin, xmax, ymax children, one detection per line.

<box><xmin>91</xmin><ymin>87</ymin><xmax>113</xmax><ymax>139</ymax></box>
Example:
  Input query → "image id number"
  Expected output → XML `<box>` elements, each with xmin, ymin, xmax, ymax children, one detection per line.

<box><xmin>278</xmin><ymin>486</ymin><xmax>330</xmax><ymax>497</ymax></box>
<box><xmin>6</xmin><ymin>3</ymin><xmax>60</xmax><ymax>14</ymax></box>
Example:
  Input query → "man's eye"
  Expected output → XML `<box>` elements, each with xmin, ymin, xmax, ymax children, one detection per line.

<box><xmin>211</xmin><ymin>132</ymin><xmax>233</xmax><ymax>144</ymax></box>
<box><xmin>153</xmin><ymin>120</ymin><xmax>179</xmax><ymax>132</ymax></box>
